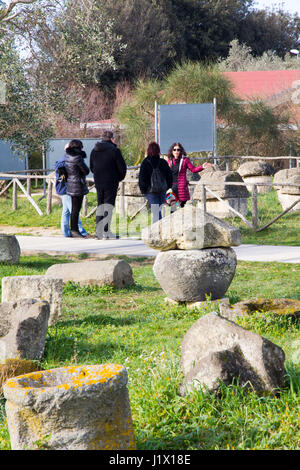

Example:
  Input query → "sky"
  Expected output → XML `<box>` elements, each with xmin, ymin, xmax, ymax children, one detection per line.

<box><xmin>253</xmin><ymin>0</ymin><xmax>300</xmax><ymax>15</ymax></box>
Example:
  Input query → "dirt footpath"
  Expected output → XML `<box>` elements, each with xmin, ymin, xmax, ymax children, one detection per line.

<box><xmin>0</xmin><ymin>225</ymin><xmax>61</xmax><ymax>237</ymax></box>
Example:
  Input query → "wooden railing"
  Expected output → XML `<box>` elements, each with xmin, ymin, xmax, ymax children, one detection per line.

<box><xmin>190</xmin><ymin>181</ymin><xmax>300</xmax><ymax>232</ymax></box>
<box><xmin>1</xmin><ymin>157</ymin><xmax>300</xmax><ymax>232</ymax></box>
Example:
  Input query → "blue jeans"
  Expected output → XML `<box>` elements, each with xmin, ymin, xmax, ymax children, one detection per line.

<box><xmin>145</xmin><ymin>193</ymin><xmax>166</xmax><ymax>223</ymax></box>
<box><xmin>61</xmin><ymin>194</ymin><xmax>87</xmax><ymax>237</ymax></box>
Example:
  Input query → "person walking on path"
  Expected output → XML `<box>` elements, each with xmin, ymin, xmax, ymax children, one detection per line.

<box><xmin>139</xmin><ymin>142</ymin><xmax>173</xmax><ymax>223</ymax></box>
<box><xmin>64</xmin><ymin>139</ymin><xmax>90</xmax><ymax>238</ymax></box>
<box><xmin>55</xmin><ymin>145</ymin><xmax>89</xmax><ymax>238</ymax></box>
<box><xmin>90</xmin><ymin>130</ymin><xmax>127</xmax><ymax>239</ymax></box>
<box><xmin>167</xmin><ymin>142</ymin><xmax>212</xmax><ymax>210</ymax></box>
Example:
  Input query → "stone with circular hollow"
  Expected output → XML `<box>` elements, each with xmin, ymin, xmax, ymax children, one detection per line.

<box><xmin>3</xmin><ymin>364</ymin><xmax>136</xmax><ymax>450</ymax></box>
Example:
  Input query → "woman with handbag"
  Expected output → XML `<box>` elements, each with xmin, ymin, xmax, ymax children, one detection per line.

<box><xmin>167</xmin><ymin>142</ymin><xmax>212</xmax><ymax>209</ymax></box>
<box><xmin>55</xmin><ymin>144</ymin><xmax>88</xmax><ymax>238</ymax></box>
<box><xmin>64</xmin><ymin>139</ymin><xmax>90</xmax><ymax>238</ymax></box>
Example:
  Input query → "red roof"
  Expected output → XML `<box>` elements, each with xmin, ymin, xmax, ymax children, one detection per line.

<box><xmin>223</xmin><ymin>69</ymin><xmax>300</xmax><ymax>101</ymax></box>
<box><xmin>223</xmin><ymin>70</ymin><xmax>300</xmax><ymax>125</ymax></box>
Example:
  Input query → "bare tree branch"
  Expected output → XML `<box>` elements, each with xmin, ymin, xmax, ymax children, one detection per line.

<box><xmin>0</xmin><ymin>0</ymin><xmax>39</xmax><ymax>23</ymax></box>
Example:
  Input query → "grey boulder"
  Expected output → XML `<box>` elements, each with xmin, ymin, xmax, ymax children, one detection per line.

<box><xmin>193</xmin><ymin>169</ymin><xmax>249</xmax><ymax>200</ymax></box>
<box><xmin>153</xmin><ymin>248</ymin><xmax>237</xmax><ymax>302</ymax></box>
<box><xmin>45</xmin><ymin>259</ymin><xmax>134</xmax><ymax>288</ymax></box>
<box><xmin>180</xmin><ymin>312</ymin><xmax>286</xmax><ymax>395</ymax></box>
<box><xmin>238</xmin><ymin>160</ymin><xmax>275</xmax><ymax>177</ymax></box>
<box><xmin>142</xmin><ymin>206</ymin><xmax>241</xmax><ymax>251</ymax></box>
<box><xmin>0</xmin><ymin>234</ymin><xmax>20</xmax><ymax>264</ymax></box>
<box><xmin>0</xmin><ymin>298</ymin><xmax>50</xmax><ymax>361</ymax></box>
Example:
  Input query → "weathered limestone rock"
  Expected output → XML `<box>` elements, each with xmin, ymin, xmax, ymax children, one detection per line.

<box><xmin>238</xmin><ymin>160</ymin><xmax>275</xmax><ymax>178</ymax></box>
<box><xmin>237</xmin><ymin>160</ymin><xmax>275</xmax><ymax>194</ymax></box>
<box><xmin>273</xmin><ymin>167</ymin><xmax>300</xmax><ymax>188</ymax></box>
<box><xmin>193</xmin><ymin>168</ymin><xmax>250</xmax><ymax>218</ymax></box>
<box><xmin>277</xmin><ymin>191</ymin><xmax>300</xmax><ymax>212</ymax></box>
<box><xmin>117</xmin><ymin>169</ymin><xmax>142</xmax><ymax>196</ymax></box>
<box><xmin>1</xmin><ymin>275</ymin><xmax>63</xmax><ymax>325</ymax></box>
<box><xmin>115</xmin><ymin>168</ymin><xmax>146</xmax><ymax>216</ymax></box>
<box><xmin>153</xmin><ymin>248</ymin><xmax>237</xmax><ymax>302</ymax></box>
<box><xmin>180</xmin><ymin>312</ymin><xmax>286</xmax><ymax>395</ymax></box>
<box><xmin>115</xmin><ymin>195</ymin><xmax>146</xmax><ymax>217</ymax></box>
<box><xmin>45</xmin><ymin>260</ymin><xmax>134</xmax><ymax>288</ymax></box>
<box><xmin>274</xmin><ymin>168</ymin><xmax>300</xmax><ymax>211</ymax></box>
<box><xmin>219</xmin><ymin>297</ymin><xmax>300</xmax><ymax>321</ymax></box>
<box><xmin>0</xmin><ymin>298</ymin><xmax>50</xmax><ymax>361</ymax></box>
<box><xmin>3</xmin><ymin>364</ymin><xmax>136</xmax><ymax>450</ymax></box>
<box><xmin>0</xmin><ymin>359</ymin><xmax>43</xmax><ymax>395</ymax></box>
<box><xmin>0</xmin><ymin>234</ymin><xmax>20</xmax><ymax>264</ymax></box>
<box><xmin>280</xmin><ymin>175</ymin><xmax>300</xmax><ymax>195</ymax></box>
<box><xmin>142</xmin><ymin>206</ymin><xmax>241</xmax><ymax>251</ymax></box>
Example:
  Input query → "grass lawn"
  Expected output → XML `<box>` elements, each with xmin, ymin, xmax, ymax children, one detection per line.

<box><xmin>1</xmin><ymin>187</ymin><xmax>300</xmax><ymax>245</ymax></box>
<box><xmin>0</xmin><ymin>255</ymin><xmax>299</xmax><ymax>450</ymax></box>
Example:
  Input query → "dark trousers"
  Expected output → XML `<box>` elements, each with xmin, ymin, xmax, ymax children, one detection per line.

<box><xmin>96</xmin><ymin>186</ymin><xmax>118</xmax><ymax>233</ymax></box>
<box><xmin>70</xmin><ymin>195</ymin><xmax>84</xmax><ymax>232</ymax></box>
<box><xmin>96</xmin><ymin>186</ymin><xmax>118</xmax><ymax>207</ymax></box>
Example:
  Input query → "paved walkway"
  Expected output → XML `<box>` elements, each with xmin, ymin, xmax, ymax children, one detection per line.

<box><xmin>15</xmin><ymin>235</ymin><xmax>300</xmax><ymax>263</ymax></box>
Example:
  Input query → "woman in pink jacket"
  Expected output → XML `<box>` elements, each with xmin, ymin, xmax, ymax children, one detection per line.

<box><xmin>167</xmin><ymin>142</ymin><xmax>212</xmax><ymax>208</ymax></box>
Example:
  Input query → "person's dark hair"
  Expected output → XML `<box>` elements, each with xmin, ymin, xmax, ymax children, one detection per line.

<box><xmin>167</xmin><ymin>142</ymin><xmax>186</xmax><ymax>160</ymax></box>
<box><xmin>68</xmin><ymin>139</ymin><xmax>83</xmax><ymax>150</ymax></box>
<box><xmin>102</xmin><ymin>130</ymin><xmax>114</xmax><ymax>141</ymax></box>
<box><xmin>147</xmin><ymin>142</ymin><xmax>161</xmax><ymax>157</ymax></box>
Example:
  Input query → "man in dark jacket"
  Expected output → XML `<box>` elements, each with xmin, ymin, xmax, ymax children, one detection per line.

<box><xmin>90</xmin><ymin>130</ymin><xmax>127</xmax><ymax>239</ymax></box>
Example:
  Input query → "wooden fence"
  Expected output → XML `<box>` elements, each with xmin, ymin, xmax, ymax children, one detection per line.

<box><xmin>0</xmin><ymin>155</ymin><xmax>300</xmax><ymax>232</ymax></box>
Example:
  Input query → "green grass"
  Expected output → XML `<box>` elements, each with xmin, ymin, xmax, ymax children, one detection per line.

<box><xmin>0</xmin><ymin>255</ymin><xmax>299</xmax><ymax>450</ymax></box>
<box><xmin>225</xmin><ymin>189</ymin><xmax>300</xmax><ymax>246</ymax></box>
<box><xmin>1</xmin><ymin>187</ymin><xmax>300</xmax><ymax>245</ymax></box>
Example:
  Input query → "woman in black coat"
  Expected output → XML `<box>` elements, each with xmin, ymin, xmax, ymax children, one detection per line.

<box><xmin>139</xmin><ymin>142</ymin><xmax>172</xmax><ymax>223</ymax></box>
<box><xmin>64</xmin><ymin>139</ymin><xmax>89</xmax><ymax>238</ymax></box>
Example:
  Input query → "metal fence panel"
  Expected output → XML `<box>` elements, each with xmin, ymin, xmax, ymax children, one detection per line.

<box><xmin>46</xmin><ymin>138</ymin><xmax>100</xmax><ymax>177</ymax></box>
<box><xmin>159</xmin><ymin>103</ymin><xmax>214</xmax><ymax>154</ymax></box>
<box><xmin>0</xmin><ymin>140</ymin><xmax>26</xmax><ymax>173</ymax></box>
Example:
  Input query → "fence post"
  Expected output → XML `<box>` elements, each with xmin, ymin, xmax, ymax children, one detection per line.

<box><xmin>252</xmin><ymin>184</ymin><xmax>258</xmax><ymax>229</ymax></box>
<box><xmin>27</xmin><ymin>175</ymin><xmax>31</xmax><ymax>196</ymax></box>
<box><xmin>46</xmin><ymin>180</ymin><xmax>52</xmax><ymax>215</ymax></box>
<box><xmin>120</xmin><ymin>181</ymin><xmax>125</xmax><ymax>218</ymax></box>
<box><xmin>225</xmin><ymin>157</ymin><xmax>231</xmax><ymax>172</ymax></box>
<box><xmin>12</xmin><ymin>179</ymin><xmax>17</xmax><ymax>211</ymax></box>
<box><xmin>82</xmin><ymin>195</ymin><xmax>87</xmax><ymax>217</ymax></box>
<box><xmin>201</xmin><ymin>184</ymin><xmax>207</xmax><ymax>214</ymax></box>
